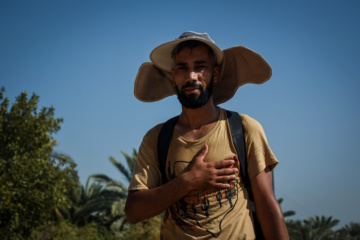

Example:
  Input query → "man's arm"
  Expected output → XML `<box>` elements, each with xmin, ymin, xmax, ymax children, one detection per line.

<box><xmin>125</xmin><ymin>145</ymin><xmax>238</xmax><ymax>224</ymax></box>
<box><xmin>125</xmin><ymin>175</ymin><xmax>192</xmax><ymax>224</ymax></box>
<box><xmin>251</xmin><ymin>167</ymin><xmax>289</xmax><ymax>240</ymax></box>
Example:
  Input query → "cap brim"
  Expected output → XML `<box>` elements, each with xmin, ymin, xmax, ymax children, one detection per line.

<box><xmin>134</xmin><ymin>46</ymin><xmax>272</xmax><ymax>104</ymax></box>
<box><xmin>134</xmin><ymin>62</ymin><xmax>175</xmax><ymax>102</ymax></box>
<box><xmin>214</xmin><ymin>46</ymin><xmax>272</xmax><ymax>104</ymax></box>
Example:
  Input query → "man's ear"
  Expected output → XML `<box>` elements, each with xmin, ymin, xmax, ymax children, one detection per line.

<box><xmin>213</xmin><ymin>65</ymin><xmax>220</xmax><ymax>84</ymax></box>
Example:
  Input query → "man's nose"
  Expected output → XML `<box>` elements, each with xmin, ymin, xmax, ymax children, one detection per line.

<box><xmin>187</xmin><ymin>70</ymin><xmax>197</xmax><ymax>80</ymax></box>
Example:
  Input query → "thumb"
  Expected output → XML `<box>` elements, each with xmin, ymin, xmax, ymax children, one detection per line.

<box><xmin>193</xmin><ymin>145</ymin><xmax>208</xmax><ymax>163</ymax></box>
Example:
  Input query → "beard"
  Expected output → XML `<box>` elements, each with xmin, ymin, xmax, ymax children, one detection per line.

<box><xmin>175</xmin><ymin>77</ymin><xmax>214</xmax><ymax>109</ymax></box>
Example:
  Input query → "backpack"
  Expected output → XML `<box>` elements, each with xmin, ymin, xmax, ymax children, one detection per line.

<box><xmin>157</xmin><ymin>110</ymin><xmax>265</xmax><ymax>239</ymax></box>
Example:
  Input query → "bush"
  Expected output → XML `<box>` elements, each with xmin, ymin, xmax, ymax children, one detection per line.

<box><xmin>0</xmin><ymin>88</ymin><xmax>77</xmax><ymax>239</ymax></box>
<box><xmin>29</xmin><ymin>220</ymin><xmax>114</xmax><ymax>240</ymax></box>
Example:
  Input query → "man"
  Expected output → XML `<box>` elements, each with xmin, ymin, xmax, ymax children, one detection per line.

<box><xmin>125</xmin><ymin>31</ymin><xmax>289</xmax><ymax>239</ymax></box>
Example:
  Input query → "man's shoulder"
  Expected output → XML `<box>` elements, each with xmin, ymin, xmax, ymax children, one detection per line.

<box><xmin>226</xmin><ymin>111</ymin><xmax>264</xmax><ymax>134</ymax></box>
<box><xmin>239</xmin><ymin>114</ymin><xmax>261</xmax><ymax>126</ymax></box>
<box><xmin>236</xmin><ymin>113</ymin><xmax>266</xmax><ymax>140</ymax></box>
<box><xmin>143</xmin><ymin>122</ymin><xmax>164</xmax><ymax>141</ymax></box>
<box><xmin>223</xmin><ymin>109</ymin><xmax>261</xmax><ymax>128</ymax></box>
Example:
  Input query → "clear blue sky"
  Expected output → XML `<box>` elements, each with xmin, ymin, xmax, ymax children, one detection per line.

<box><xmin>1</xmin><ymin>0</ymin><xmax>359</xmax><ymax>227</ymax></box>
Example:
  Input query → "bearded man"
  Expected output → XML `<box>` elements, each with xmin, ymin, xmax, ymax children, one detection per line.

<box><xmin>125</xmin><ymin>31</ymin><xmax>289</xmax><ymax>240</ymax></box>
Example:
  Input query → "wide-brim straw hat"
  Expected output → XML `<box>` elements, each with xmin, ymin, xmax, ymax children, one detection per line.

<box><xmin>134</xmin><ymin>31</ymin><xmax>272</xmax><ymax>105</ymax></box>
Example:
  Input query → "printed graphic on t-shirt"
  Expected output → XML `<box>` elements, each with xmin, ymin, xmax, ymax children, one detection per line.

<box><xmin>168</xmin><ymin>160</ymin><xmax>239</xmax><ymax>238</ymax></box>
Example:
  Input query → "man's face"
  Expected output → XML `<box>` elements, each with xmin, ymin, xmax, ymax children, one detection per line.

<box><xmin>171</xmin><ymin>45</ymin><xmax>219</xmax><ymax>109</ymax></box>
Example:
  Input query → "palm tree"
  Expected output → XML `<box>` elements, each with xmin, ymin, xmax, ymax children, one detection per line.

<box><xmin>71</xmin><ymin>148</ymin><xmax>137</xmax><ymax>229</ymax></box>
<box><xmin>277</xmin><ymin>198</ymin><xmax>296</xmax><ymax>218</ymax></box>
<box><xmin>336</xmin><ymin>222</ymin><xmax>360</xmax><ymax>240</ymax></box>
<box><xmin>55</xmin><ymin>150</ymin><xmax>136</xmax><ymax>230</ymax></box>
<box><xmin>72</xmin><ymin>175</ymin><xmax>127</xmax><ymax>228</ymax></box>
<box><xmin>74</xmin><ymin>149</ymin><xmax>138</xmax><ymax>231</ymax></box>
<box><xmin>108</xmin><ymin>149</ymin><xmax>137</xmax><ymax>185</ymax></box>
<box><xmin>85</xmin><ymin>149</ymin><xmax>138</xmax><ymax>231</ymax></box>
<box><xmin>108</xmin><ymin>149</ymin><xmax>162</xmax><ymax>238</ymax></box>
<box><xmin>307</xmin><ymin>216</ymin><xmax>339</xmax><ymax>239</ymax></box>
<box><xmin>286</xmin><ymin>215</ymin><xmax>339</xmax><ymax>240</ymax></box>
<box><xmin>58</xmin><ymin>148</ymin><xmax>161</xmax><ymax>239</ymax></box>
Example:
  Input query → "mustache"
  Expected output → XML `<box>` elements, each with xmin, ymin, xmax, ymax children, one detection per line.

<box><xmin>181</xmin><ymin>82</ymin><xmax>202</xmax><ymax>90</ymax></box>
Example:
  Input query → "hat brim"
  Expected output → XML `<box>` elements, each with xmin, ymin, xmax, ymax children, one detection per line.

<box><xmin>150</xmin><ymin>37</ymin><xmax>224</xmax><ymax>72</ymax></box>
<box><xmin>134</xmin><ymin>46</ymin><xmax>272</xmax><ymax>104</ymax></box>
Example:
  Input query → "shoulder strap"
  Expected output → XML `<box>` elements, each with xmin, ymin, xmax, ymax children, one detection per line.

<box><xmin>157</xmin><ymin>115</ymin><xmax>179</xmax><ymax>184</ymax></box>
<box><xmin>225</xmin><ymin>110</ymin><xmax>253</xmax><ymax>201</ymax></box>
<box><xmin>226</xmin><ymin>110</ymin><xmax>265</xmax><ymax>240</ymax></box>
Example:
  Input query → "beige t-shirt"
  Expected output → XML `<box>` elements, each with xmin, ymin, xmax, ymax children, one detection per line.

<box><xmin>128</xmin><ymin>109</ymin><xmax>278</xmax><ymax>240</ymax></box>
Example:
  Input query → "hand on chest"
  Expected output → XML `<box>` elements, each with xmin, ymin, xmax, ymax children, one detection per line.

<box><xmin>167</xmin><ymin>130</ymin><xmax>237</xmax><ymax>177</ymax></box>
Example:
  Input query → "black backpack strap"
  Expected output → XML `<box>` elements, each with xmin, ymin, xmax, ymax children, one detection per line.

<box><xmin>226</xmin><ymin>110</ymin><xmax>264</xmax><ymax>240</ymax></box>
<box><xmin>157</xmin><ymin>115</ymin><xmax>179</xmax><ymax>184</ymax></box>
<box><xmin>226</xmin><ymin>111</ymin><xmax>252</xmax><ymax>197</ymax></box>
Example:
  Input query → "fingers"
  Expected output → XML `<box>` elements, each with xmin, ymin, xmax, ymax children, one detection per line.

<box><xmin>216</xmin><ymin>173</ymin><xmax>237</xmax><ymax>182</ymax></box>
<box><xmin>214</xmin><ymin>172</ymin><xmax>238</xmax><ymax>189</ymax></box>
<box><xmin>216</xmin><ymin>167</ymin><xmax>238</xmax><ymax>177</ymax></box>
<box><xmin>212</xmin><ymin>176</ymin><xmax>237</xmax><ymax>189</ymax></box>
<box><xmin>214</xmin><ymin>182</ymin><xmax>232</xmax><ymax>189</ymax></box>
<box><xmin>213</xmin><ymin>158</ymin><xmax>236</xmax><ymax>169</ymax></box>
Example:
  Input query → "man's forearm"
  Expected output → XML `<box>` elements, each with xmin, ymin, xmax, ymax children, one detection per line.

<box><xmin>251</xmin><ymin>168</ymin><xmax>289</xmax><ymax>239</ymax></box>
<box><xmin>125</xmin><ymin>173</ymin><xmax>191</xmax><ymax>224</ymax></box>
<box><xmin>256</xmin><ymin>197</ymin><xmax>289</xmax><ymax>240</ymax></box>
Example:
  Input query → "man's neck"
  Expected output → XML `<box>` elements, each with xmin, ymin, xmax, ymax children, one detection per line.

<box><xmin>176</xmin><ymin>99</ymin><xmax>220</xmax><ymax>140</ymax></box>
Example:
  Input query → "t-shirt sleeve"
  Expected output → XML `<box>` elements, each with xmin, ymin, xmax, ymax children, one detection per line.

<box><xmin>128</xmin><ymin>124</ymin><xmax>164</xmax><ymax>191</ymax></box>
<box><xmin>241</xmin><ymin>114</ymin><xmax>278</xmax><ymax>180</ymax></box>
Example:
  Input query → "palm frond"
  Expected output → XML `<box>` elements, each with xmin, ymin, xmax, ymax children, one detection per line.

<box><xmin>87</xmin><ymin>174</ymin><xmax>114</xmax><ymax>184</ymax></box>
<box><xmin>73</xmin><ymin>192</ymin><xmax>125</xmax><ymax>223</ymax></box>
<box><xmin>87</xmin><ymin>182</ymin><xmax>104</xmax><ymax>199</ymax></box>
<box><xmin>109</xmin><ymin>156</ymin><xmax>132</xmax><ymax>182</ymax></box>
<box><xmin>283</xmin><ymin>210</ymin><xmax>296</xmax><ymax>218</ymax></box>
<box><xmin>104</xmin><ymin>182</ymin><xmax>128</xmax><ymax>193</ymax></box>
<box><xmin>130</xmin><ymin>148</ymin><xmax>138</xmax><ymax>172</ymax></box>
<box><xmin>121</xmin><ymin>149</ymin><xmax>137</xmax><ymax>174</ymax></box>
<box><xmin>86</xmin><ymin>174</ymin><xmax>113</xmax><ymax>192</ymax></box>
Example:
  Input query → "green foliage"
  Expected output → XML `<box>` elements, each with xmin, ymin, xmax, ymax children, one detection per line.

<box><xmin>117</xmin><ymin>216</ymin><xmax>161</xmax><ymax>240</ymax></box>
<box><xmin>110</xmin><ymin>149</ymin><xmax>163</xmax><ymax>239</ymax></box>
<box><xmin>0</xmin><ymin>88</ymin><xmax>77</xmax><ymax>239</ymax></box>
<box><xmin>286</xmin><ymin>215</ymin><xmax>340</xmax><ymax>240</ymax></box>
<box><xmin>29</xmin><ymin>220</ymin><xmax>114</xmax><ymax>240</ymax></box>
<box><xmin>63</xmin><ymin>149</ymin><xmax>162</xmax><ymax>239</ymax></box>
<box><xmin>59</xmin><ymin>162</ymin><xmax>128</xmax><ymax>231</ymax></box>
<box><xmin>336</xmin><ymin>222</ymin><xmax>360</xmax><ymax>240</ymax></box>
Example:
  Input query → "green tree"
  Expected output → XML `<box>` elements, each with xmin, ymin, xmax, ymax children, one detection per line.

<box><xmin>0</xmin><ymin>88</ymin><xmax>77</xmax><ymax>239</ymax></box>
<box><xmin>70</xmin><ymin>173</ymin><xmax>127</xmax><ymax>228</ymax></box>
<box><xmin>63</xmin><ymin>149</ymin><xmax>161</xmax><ymax>239</ymax></box>
<box><xmin>286</xmin><ymin>215</ymin><xmax>339</xmax><ymax>240</ymax></box>
<box><xmin>109</xmin><ymin>149</ymin><xmax>161</xmax><ymax>239</ymax></box>
<box><xmin>58</xmin><ymin>150</ymin><xmax>135</xmax><ymax>232</ymax></box>
<box><xmin>29</xmin><ymin>220</ymin><xmax>114</xmax><ymax>240</ymax></box>
<box><xmin>336</xmin><ymin>222</ymin><xmax>360</xmax><ymax>240</ymax></box>
<box><xmin>112</xmin><ymin>149</ymin><xmax>137</xmax><ymax>183</ymax></box>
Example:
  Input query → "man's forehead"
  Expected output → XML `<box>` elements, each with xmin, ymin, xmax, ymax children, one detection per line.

<box><xmin>174</xmin><ymin>60</ymin><xmax>208</xmax><ymax>67</ymax></box>
<box><xmin>173</xmin><ymin>46</ymin><xmax>213</xmax><ymax>64</ymax></box>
